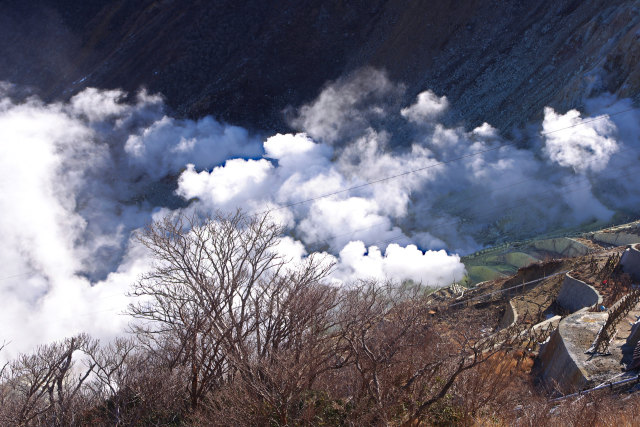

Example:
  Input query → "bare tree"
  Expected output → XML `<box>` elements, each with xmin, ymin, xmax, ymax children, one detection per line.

<box><xmin>0</xmin><ymin>210</ymin><xmax>563</xmax><ymax>425</ymax></box>
<box><xmin>198</xmin><ymin>263</ymin><xmax>342</xmax><ymax>425</ymax></box>
<box><xmin>328</xmin><ymin>281</ymin><xmax>438</xmax><ymax>423</ymax></box>
<box><xmin>312</xmin><ymin>280</ymin><xmax>524</xmax><ymax>425</ymax></box>
<box><xmin>128</xmin><ymin>209</ymin><xmax>335</xmax><ymax>412</ymax></box>
<box><xmin>84</xmin><ymin>337</ymin><xmax>136</xmax><ymax>425</ymax></box>
<box><xmin>0</xmin><ymin>334</ymin><xmax>94</xmax><ymax>426</ymax></box>
<box><xmin>83</xmin><ymin>338</ymin><xmax>185</xmax><ymax>425</ymax></box>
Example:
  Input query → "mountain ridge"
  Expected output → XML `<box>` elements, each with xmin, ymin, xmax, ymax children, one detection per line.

<box><xmin>1</xmin><ymin>0</ymin><xmax>638</xmax><ymax>134</ymax></box>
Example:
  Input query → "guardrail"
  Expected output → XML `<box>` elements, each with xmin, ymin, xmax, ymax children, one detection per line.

<box><xmin>585</xmin><ymin>287</ymin><xmax>640</xmax><ymax>355</ymax></box>
<box><xmin>447</xmin><ymin>270</ymin><xmax>570</xmax><ymax>308</ymax></box>
<box><xmin>550</xmin><ymin>374</ymin><xmax>640</xmax><ymax>402</ymax></box>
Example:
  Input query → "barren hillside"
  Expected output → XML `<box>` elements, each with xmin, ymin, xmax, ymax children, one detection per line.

<box><xmin>1</xmin><ymin>0</ymin><xmax>638</xmax><ymax>132</ymax></box>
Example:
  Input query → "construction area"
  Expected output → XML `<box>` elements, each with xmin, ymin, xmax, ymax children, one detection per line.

<box><xmin>433</xmin><ymin>220</ymin><xmax>640</xmax><ymax>398</ymax></box>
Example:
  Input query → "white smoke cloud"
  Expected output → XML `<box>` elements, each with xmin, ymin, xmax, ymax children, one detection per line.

<box><xmin>0</xmin><ymin>96</ymin><xmax>126</xmax><ymax>358</ymax></box>
<box><xmin>289</xmin><ymin>68</ymin><xmax>405</xmax><ymax>144</ymax></box>
<box><xmin>177</xmin><ymin>126</ymin><xmax>457</xmax><ymax>253</ymax></box>
<box><xmin>124</xmin><ymin>115</ymin><xmax>261</xmax><ymax>181</ymax></box>
<box><xmin>542</xmin><ymin>106</ymin><xmax>619</xmax><ymax>173</ymax></box>
<box><xmin>176</xmin><ymin>130</ymin><xmax>461</xmax><ymax>283</ymax></box>
<box><xmin>69</xmin><ymin>87</ymin><xmax>132</xmax><ymax>122</ymax></box>
<box><xmin>1</xmin><ymin>70</ymin><xmax>639</xmax><ymax>358</ymax></box>
<box><xmin>332</xmin><ymin>241</ymin><xmax>465</xmax><ymax>286</ymax></box>
<box><xmin>297</xmin><ymin>197</ymin><xmax>407</xmax><ymax>251</ymax></box>
<box><xmin>582</xmin><ymin>96</ymin><xmax>640</xmax><ymax>213</ymax></box>
<box><xmin>287</xmin><ymin>71</ymin><xmax>640</xmax><ymax>252</ymax></box>
<box><xmin>401</xmin><ymin>90</ymin><xmax>449</xmax><ymax>123</ymax></box>
<box><xmin>0</xmin><ymin>85</ymin><xmax>263</xmax><ymax>358</ymax></box>
<box><xmin>178</xmin><ymin>159</ymin><xmax>274</xmax><ymax>210</ymax></box>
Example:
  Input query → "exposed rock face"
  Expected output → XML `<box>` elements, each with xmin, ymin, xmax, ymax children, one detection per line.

<box><xmin>0</xmin><ymin>0</ymin><xmax>638</xmax><ymax>133</ymax></box>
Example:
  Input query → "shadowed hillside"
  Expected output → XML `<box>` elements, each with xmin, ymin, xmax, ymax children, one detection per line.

<box><xmin>1</xmin><ymin>0</ymin><xmax>638</xmax><ymax>132</ymax></box>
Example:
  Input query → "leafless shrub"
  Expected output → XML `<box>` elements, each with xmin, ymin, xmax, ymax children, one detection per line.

<box><xmin>5</xmin><ymin>210</ymin><xmax>640</xmax><ymax>425</ymax></box>
<box><xmin>79</xmin><ymin>337</ymin><xmax>185</xmax><ymax>425</ymax></box>
<box><xmin>128</xmin><ymin>209</ymin><xmax>336</xmax><ymax>419</ymax></box>
<box><xmin>0</xmin><ymin>334</ymin><xmax>94</xmax><ymax>426</ymax></box>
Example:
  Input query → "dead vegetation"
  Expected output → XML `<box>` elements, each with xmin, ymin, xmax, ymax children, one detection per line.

<box><xmin>1</xmin><ymin>211</ymin><xmax>639</xmax><ymax>425</ymax></box>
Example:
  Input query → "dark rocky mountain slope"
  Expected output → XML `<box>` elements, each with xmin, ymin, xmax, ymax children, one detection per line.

<box><xmin>1</xmin><ymin>0</ymin><xmax>638</xmax><ymax>132</ymax></box>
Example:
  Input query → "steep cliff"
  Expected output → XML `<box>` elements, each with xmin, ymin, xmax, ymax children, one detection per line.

<box><xmin>0</xmin><ymin>0</ymin><xmax>638</xmax><ymax>133</ymax></box>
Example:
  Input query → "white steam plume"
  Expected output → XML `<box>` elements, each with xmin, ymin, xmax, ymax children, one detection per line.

<box><xmin>289</xmin><ymin>68</ymin><xmax>405</xmax><ymax>144</ymax></box>
<box><xmin>401</xmin><ymin>90</ymin><xmax>449</xmax><ymax>123</ymax></box>
<box><xmin>0</xmin><ymin>85</ymin><xmax>262</xmax><ymax>358</ymax></box>
<box><xmin>542</xmin><ymin>106</ymin><xmax>619</xmax><ymax>172</ymax></box>
<box><xmin>1</xmin><ymin>68</ymin><xmax>639</xmax><ymax>358</ymax></box>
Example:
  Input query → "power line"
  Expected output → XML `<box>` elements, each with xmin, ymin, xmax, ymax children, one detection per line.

<box><xmin>349</xmin><ymin>161</ymin><xmax>640</xmax><ymax>250</ymax></box>
<box><xmin>0</xmin><ymin>107</ymin><xmax>635</xmax><ymax>302</ymax></box>
<box><xmin>542</xmin><ymin>107</ymin><xmax>636</xmax><ymax>135</ymax></box>
<box><xmin>550</xmin><ymin>373</ymin><xmax>640</xmax><ymax>402</ymax></box>
<box><xmin>0</xmin><ymin>272</ymin><xmax>32</xmax><ymax>282</ymax></box>
<box><xmin>25</xmin><ymin>239</ymin><xmax>626</xmax><ymax>324</ymax></box>
<box><xmin>6</xmin><ymin>174</ymin><xmax>636</xmax><ymax>325</ymax></box>
<box><xmin>447</xmin><ymin>270</ymin><xmax>571</xmax><ymax>308</ymax></box>
<box><xmin>0</xmin><ymin>117</ymin><xmax>637</xmax><ymax>288</ymax></box>
<box><xmin>441</xmin><ymin>239</ymin><xmax>629</xmax><ymax>309</ymax></box>
<box><xmin>310</xmin><ymin>145</ymin><xmax>639</xmax><ymax>249</ymax></box>
<box><xmin>256</xmin><ymin>106</ymin><xmax>636</xmax><ymax>215</ymax></box>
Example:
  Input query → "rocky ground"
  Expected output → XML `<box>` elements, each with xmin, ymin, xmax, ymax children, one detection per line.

<box><xmin>0</xmin><ymin>0</ymin><xmax>638</xmax><ymax>133</ymax></box>
<box><xmin>432</xmin><ymin>223</ymin><xmax>640</xmax><ymax>393</ymax></box>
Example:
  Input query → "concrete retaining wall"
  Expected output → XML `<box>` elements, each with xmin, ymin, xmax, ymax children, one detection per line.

<box><xmin>538</xmin><ymin>321</ymin><xmax>589</xmax><ymax>392</ymax></box>
<box><xmin>592</xmin><ymin>232</ymin><xmax>640</xmax><ymax>247</ymax></box>
<box><xmin>556</xmin><ymin>273</ymin><xmax>602</xmax><ymax>313</ymax></box>
<box><xmin>538</xmin><ymin>309</ymin><xmax>607</xmax><ymax>392</ymax></box>
<box><xmin>627</xmin><ymin>320</ymin><xmax>640</xmax><ymax>348</ymax></box>
<box><xmin>532</xmin><ymin>238</ymin><xmax>590</xmax><ymax>257</ymax></box>
<box><xmin>621</xmin><ymin>244</ymin><xmax>640</xmax><ymax>281</ymax></box>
